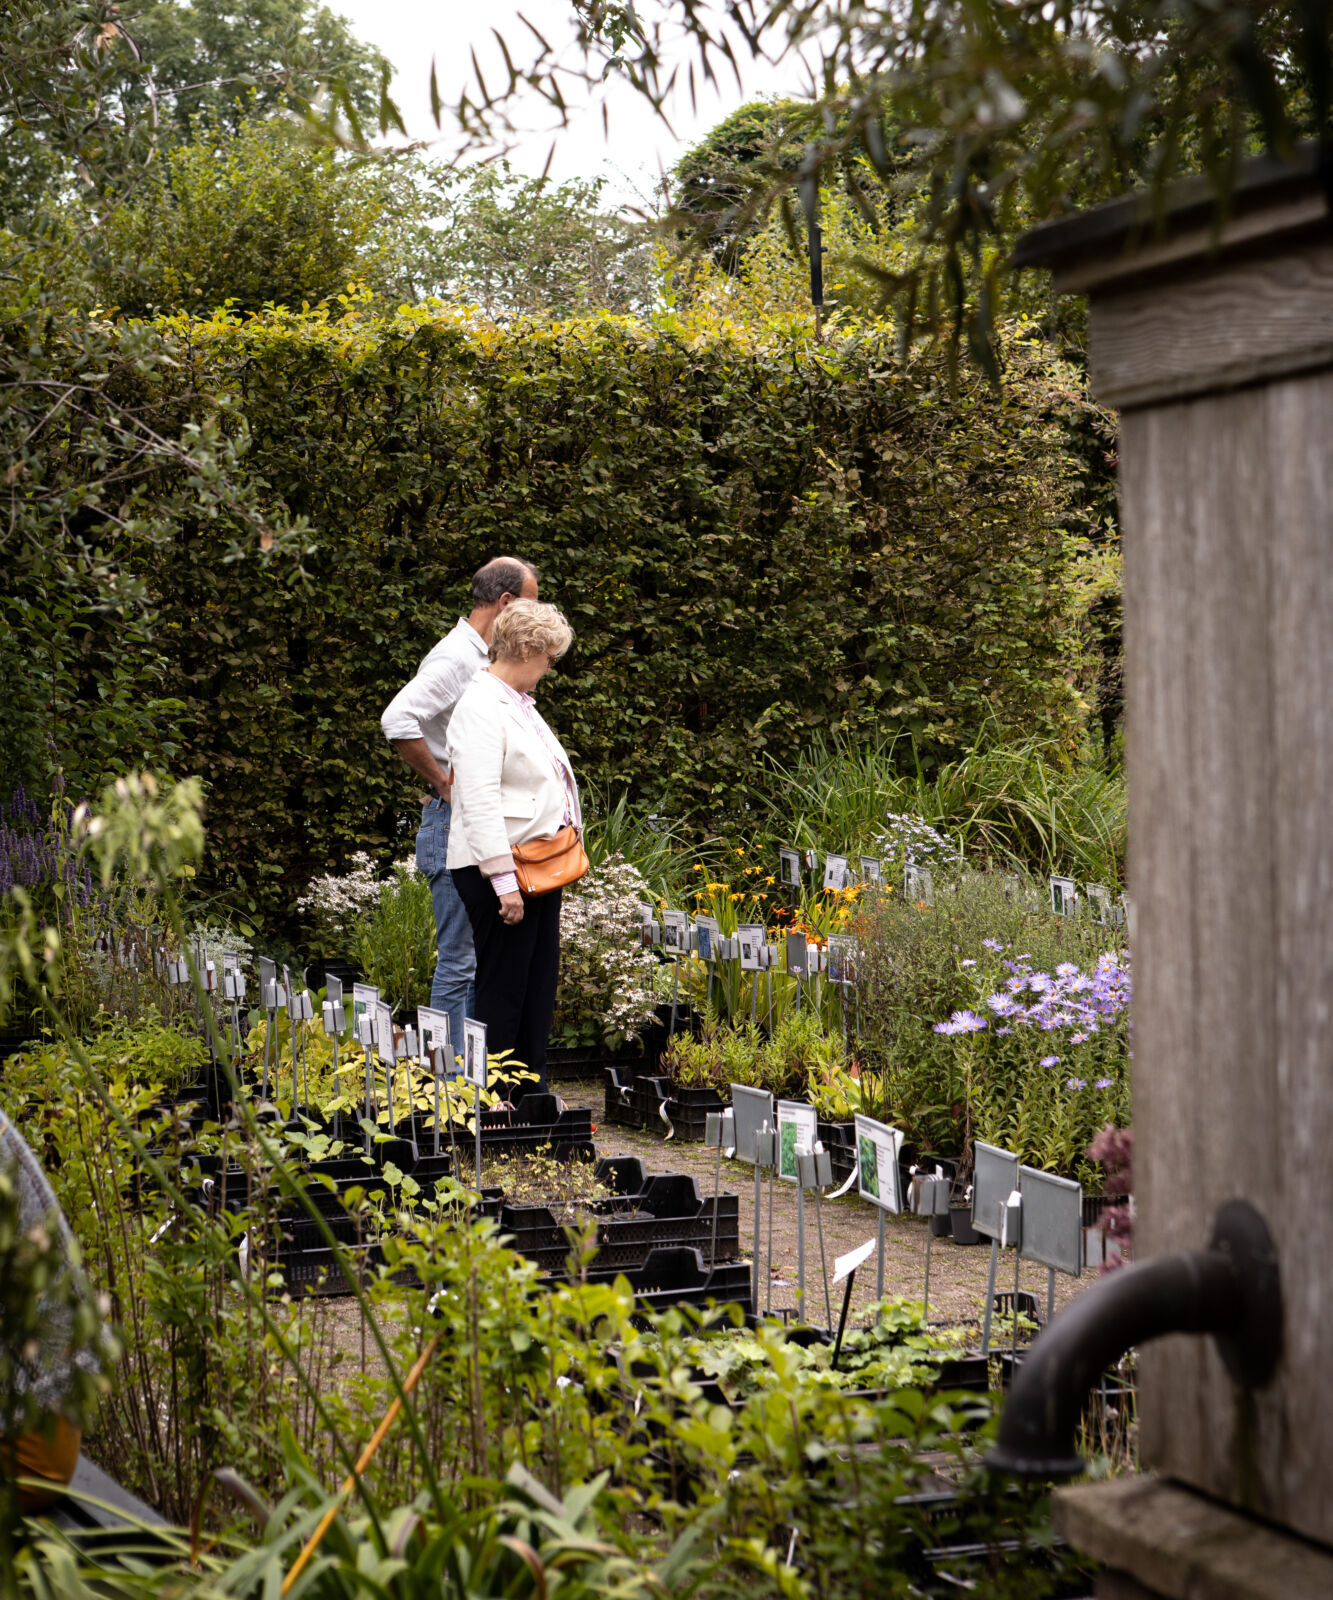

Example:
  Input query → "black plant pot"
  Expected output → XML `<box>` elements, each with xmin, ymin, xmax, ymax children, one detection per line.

<box><xmin>950</xmin><ymin>1204</ymin><xmax>984</xmax><ymax>1246</ymax></box>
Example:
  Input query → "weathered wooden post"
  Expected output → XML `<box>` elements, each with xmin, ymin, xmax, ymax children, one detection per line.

<box><xmin>1009</xmin><ymin>148</ymin><xmax>1333</xmax><ymax>1595</ymax></box>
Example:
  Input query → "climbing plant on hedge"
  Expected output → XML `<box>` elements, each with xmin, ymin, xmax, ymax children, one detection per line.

<box><xmin>16</xmin><ymin>300</ymin><xmax>1102</xmax><ymax>924</ymax></box>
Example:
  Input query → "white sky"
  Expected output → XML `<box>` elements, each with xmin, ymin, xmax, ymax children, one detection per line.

<box><xmin>325</xmin><ymin>0</ymin><xmax>815</xmax><ymax>206</ymax></box>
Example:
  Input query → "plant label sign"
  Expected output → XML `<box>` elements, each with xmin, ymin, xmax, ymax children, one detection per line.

<box><xmin>823</xmin><ymin>854</ymin><xmax>849</xmax><ymax>891</ymax></box>
<box><xmin>356</xmin><ymin>1012</ymin><xmax>375</xmax><ymax>1050</ymax></box>
<box><xmin>291</xmin><ymin>989</ymin><xmax>314</xmax><ymax>1022</ymax></box>
<box><xmin>1049</xmin><ymin>876</ymin><xmax>1077</xmax><ymax>917</ymax></box>
<box><xmin>904</xmin><ymin>864</ymin><xmax>934</xmax><ymax>906</ymax></box>
<box><xmin>859</xmin><ymin>856</ymin><xmax>882</xmax><ymax>885</ymax></box>
<box><xmin>777</xmin><ymin>1100</ymin><xmax>818</xmax><ymax>1183</ymax></box>
<box><xmin>324</xmin><ymin>974</ymin><xmax>343</xmax><ymax>1008</ymax></box>
<box><xmin>352</xmin><ymin>983</ymin><xmax>378</xmax><ymax>1032</ymax></box>
<box><xmin>661</xmin><ymin>909</ymin><xmax>688</xmax><ymax>956</ymax></box>
<box><xmin>778</xmin><ymin>847</ymin><xmax>801</xmax><ymax>888</ymax></box>
<box><xmin>322</xmin><ymin>998</ymin><xmax>345</xmax><ymax>1035</ymax></box>
<box><xmin>827</xmin><ymin>934</ymin><xmax>856</xmax><ymax>987</ymax></box>
<box><xmin>737</xmin><ymin>924</ymin><xmax>765</xmax><ymax>971</ymax></box>
<box><xmin>417</xmin><ymin>1006</ymin><xmax>456</xmax><ymax>1078</ymax></box>
<box><xmin>462</xmin><ymin>1018</ymin><xmax>488</xmax><ymax>1089</ymax></box>
<box><xmin>972</xmin><ymin>1141</ymin><xmax>1021</xmax><ymax>1241</ymax></box>
<box><xmin>785</xmin><ymin>930</ymin><xmax>809</xmax><ymax>979</ymax></box>
<box><xmin>834</xmin><ymin>1238</ymin><xmax>876</xmax><ymax>1284</ymax></box>
<box><xmin>854</xmin><ymin>1114</ymin><xmax>904</xmax><ymax>1212</ymax></box>
<box><xmin>1084</xmin><ymin>884</ymin><xmax>1113</xmax><ymax>925</ymax></box>
<box><xmin>729</xmin><ymin>1084</ymin><xmax>775</xmax><ymax>1164</ymax></box>
<box><xmin>694</xmin><ymin>916</ymin><xmax>719</xmax><ymax>962</ymax></box>
<box><xmin>1018</xmin><ymin>1164</ymin><xmax>1083</xmax><ymax>1276</ymax></box>
<box><xmin>374</xmin><ymin>1003</ymin><xmax>396</xmax><ymax>1061</ymax></box>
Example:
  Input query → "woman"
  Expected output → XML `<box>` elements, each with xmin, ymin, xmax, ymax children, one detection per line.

<box><xmin>446</xmin><ymin>599</ymin><xmax>580</xmax><ymax>1093</ymax></box>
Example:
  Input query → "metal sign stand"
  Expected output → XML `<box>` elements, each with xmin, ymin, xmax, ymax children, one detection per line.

<box><xmin>322</xmin><ymin>977</ymin><xmax>345</xmax><ymax>1140</ymax></box>
<box><xmin>981</xmin><ymin>1236</ymin><xmax>1001</xmax><ymax>1357</ymax></box>
<box><xmin>402</xmin><ymin>1025</ymin><xmax>420</xmax><ymax>1162</ymax></box>
<box><xmin>751</xmin><ymin>1121</ymin><xmax>771</xmax><ymax>1310</ymax></box>
<box><xmin>796</xmin><ymin>1146</ymin><xmax>834</xmax><ymax>1327</ymax></box>
<box><xmin>441</xmin><ymin>1067</ymin><xmax>461</xmax><ymax>1174</ymax></box>
<box><xmin>258</xmin><ymin>957</ymin><xmax>277</xmax><ymax>1098</ymax></box>
<box><xmin>704</xmin><ymin>1108</ymin><xmax>734</xmax><ymax>1272</ymax></box>
<box><xmin>463</xmin><ymin>1018</ymin><xmax>488</xmax><ymax>1191</ymax></box>
<box><xmin>357</xmin><ymin>1016</ymin><xmax>375</xmax><ymax>1156</ymax></box>
<box><xmin>876</xmin><ymin>1207</ymin><xmax>886</xmax><ymax>1300</ymax></box>
<box><xmin>283</xmin><ymin>967</ymin><xmax>300</xmax><ymax>1115</ymax></box>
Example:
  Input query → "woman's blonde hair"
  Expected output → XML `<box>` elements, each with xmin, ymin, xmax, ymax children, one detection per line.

<box><xmin>489</xmin><ymin>598</ymin><xmax>574</xmax><ymax>664</ymax></box>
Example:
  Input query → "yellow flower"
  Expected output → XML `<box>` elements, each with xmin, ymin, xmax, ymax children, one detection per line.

<box><xmin>693</xmin><ymin>864</ymin><xmax>705</xmax><ymax>872</ymax></box>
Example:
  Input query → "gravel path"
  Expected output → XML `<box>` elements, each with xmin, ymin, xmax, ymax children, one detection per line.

<box><xmin>557</xmin><ymin>1077</ymin><xmax>1093</xmax><ymax>1332</ymax></box>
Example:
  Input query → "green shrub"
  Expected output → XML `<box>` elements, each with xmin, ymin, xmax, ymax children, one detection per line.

<box><xmin>12</xmin><ymin>302</ymin><xmax>1103</xmax><ymax>928</ymax></box>
<box><xmin>856</xmin><ymin>872</ymin><xmax>1130</xmax><ymax>1174</ymax></box>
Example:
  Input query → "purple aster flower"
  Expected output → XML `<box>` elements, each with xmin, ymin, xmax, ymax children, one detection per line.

<box><xmin>982</xmin><ymin>937</ymin><xmax>1004</xmax><ymax>952</ymax></box>
<box><xmin>1040</xmin><ymin>1055</ymin><xmax>1060</xmax><ymax>1068</ymax></box>
<box><xmin>960</xmin><ymin>958</ymin><xmax>976</xmax><ymax>967</ymax></box>
<box><xmin>1067</xmin><ymin>1077</ymin><xmax>1088</xmax><ymax>1090</ymax></box>
<box><xmin>1095</xmin><ymin>1077</ymin><xmax>1114</xmax><ymax>1089</ymax></box>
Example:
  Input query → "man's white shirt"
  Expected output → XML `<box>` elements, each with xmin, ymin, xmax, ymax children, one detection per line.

<box><xmin>380</xmin><ymin>619</ymin><xmax>489</xmax><ymax>771</ymax></box>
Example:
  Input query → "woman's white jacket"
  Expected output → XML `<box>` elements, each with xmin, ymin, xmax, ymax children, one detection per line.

<box><xmin>445</xmin><ymin>670</ymin><xmax>582</xmax><ymax>878</ymax></box>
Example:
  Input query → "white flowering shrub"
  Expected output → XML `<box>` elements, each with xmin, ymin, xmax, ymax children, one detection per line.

<box><xmin>295</xmin><ymin>851</ymin><xmax>385</xmax><ymax>951</ymax></box>
<box><xmin>552</xmin><ymin>853</ymin><xmax>660</xmax><ymax>1050</ymax></box>
<box><xmin>870</xmin><ymin>812</ymin><xmax>965</xmax><ymax>894</ymax></box>
<box><xmin>295</xmin><ymin>853</ymin><xmax>432</xmax><ymax>1010</ymax></box>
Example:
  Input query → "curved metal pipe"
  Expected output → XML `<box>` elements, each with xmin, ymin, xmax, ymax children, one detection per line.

<box><xmin>985</xmin><ymin>1199</ymin><xmax>1281</xmax><ymax>1478</ymax></box>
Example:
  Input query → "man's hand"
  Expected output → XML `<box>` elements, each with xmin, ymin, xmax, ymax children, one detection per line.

<box><xmin>498</xmin><ymin>891</ymin><xmax>525</xmax><ymax>926</ymax></box>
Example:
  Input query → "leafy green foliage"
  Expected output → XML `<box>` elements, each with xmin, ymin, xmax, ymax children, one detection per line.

<box><xmin>420</xmin><ymin>161</ymin><xmax>663</xmax><ymax>317</ymax></box>
<box><xmin>857</xmin><ymin>872</ymin><xmax>1130</xmax><ymax>1174</ymax></box>
<box><xmin>91</xmin><ymin>111</ymin><xmax>401</xmax><ymax>317</ymax></box>
<box><xmin>452</xmin><ymin>1</ymin><xmax>1333</xmax><ymax>368</ymax></box>
<box><xmin>16</xmin><ymin>301</ymin><xmax>1096</xmax><ymax>925</ymax></box>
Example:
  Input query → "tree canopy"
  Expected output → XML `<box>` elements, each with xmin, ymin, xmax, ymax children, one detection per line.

<box><xmin>441</xmin><ymin>0</ymin><xmax>1333</xmax><ymax>367</ymax></box>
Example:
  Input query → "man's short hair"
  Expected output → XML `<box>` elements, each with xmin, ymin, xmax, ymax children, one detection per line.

<box><xmin>472</xmin><ymin>558</ymin><xmax>534</xmax><ymax>607</ymax></box>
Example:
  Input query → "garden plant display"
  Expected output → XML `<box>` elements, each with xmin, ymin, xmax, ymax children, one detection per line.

<box><xmin>0</xmin><ymin>774</ymin><xmax>1114</xmax><ymax>1598</ymax></box>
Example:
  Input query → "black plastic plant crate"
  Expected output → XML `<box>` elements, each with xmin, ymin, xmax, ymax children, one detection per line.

<box><xmin>567</xmin><ymin>1245</ymin><xmax>753</xmax><ymax>1316</ymax></box>
<box><xmin>547</xmin><ymin>1023</ymin><xmax>667</xmax><ymax>1083</ymax></box>
<box><xmin>603</xmin><ymin>1065</ymin><xmax>640</xmax><ymax>1128</ymax></box>
<box><xmin>498</xmin><ymin>1177</ymin><xmax>740</xmax><ymax>1274</ymax></box>
<box><xmin>663</xmin><ymin>1085</ymin><xmax>726</xmax><ymax>1142</ymax></box>
<box><xmin>631</xmin><ymin>1075</ymin><xmax>673</xmax><ymax>1132</ymax></box>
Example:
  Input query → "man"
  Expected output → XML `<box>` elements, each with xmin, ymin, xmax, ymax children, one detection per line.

<box><xmin>381</xmin><ymin>557</ymin><xmax>538</xmax><ymax>1062</ymax></box>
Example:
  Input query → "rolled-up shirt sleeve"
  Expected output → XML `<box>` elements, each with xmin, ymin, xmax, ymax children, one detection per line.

<box><xmin>381</xmin><ymin>652</ymin><xmax>471</xmax><ymax>744</ymax></box>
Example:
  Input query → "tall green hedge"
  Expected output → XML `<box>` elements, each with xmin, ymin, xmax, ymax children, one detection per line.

<box><xmin>17</xmin><ymin>302</ymin><xmax>1099</xmax><ymax>924</ymax></box>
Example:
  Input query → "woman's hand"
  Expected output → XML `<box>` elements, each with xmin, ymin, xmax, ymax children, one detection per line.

<box><xmin>498</xmin><ymin>891</ymin><xmax>525</xmax><ymax>926</ymax></box>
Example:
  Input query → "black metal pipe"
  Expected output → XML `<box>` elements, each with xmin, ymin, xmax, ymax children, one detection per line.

<box><xmin>986</xmin><ymin>1250</ymin><xmax>1239</xmax><ymax>1477</ymax></box>
<box><xmin>985</xmin><ymin>1200</ymin><xmax>1282</xmax><ymax>1478</ymax></box>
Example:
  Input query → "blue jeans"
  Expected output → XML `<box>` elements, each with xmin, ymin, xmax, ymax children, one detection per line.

<box><xmin>415</xmin><ymin>798</ymin><xmax>475</xmax><ymax>1067</ymax></box>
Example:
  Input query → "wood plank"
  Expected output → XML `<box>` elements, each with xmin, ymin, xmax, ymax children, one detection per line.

<box><xmin>1122</xmin><ymin>397</ymin><xmax>1208</xmax><ymax>1480</ymax></box>
<box><xmin>1055</xmin><ymin>1477</ymin><xmax>1333</xmax><ymax>1600</ymax></box>
<box><xmin>1089</xmin><ymin>243</ymin><xmax>1333</xmax><ymax>411</ymax></box>
<box><xmin>1121</xmin><ymin>363</ymin><xmax>1333</xmax><ymax>1544</ymax></box>
<box><xmin>1265</xmin><ymin>369</ymin><xmax>1333</xmax><ymax>1538</ymax></box>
